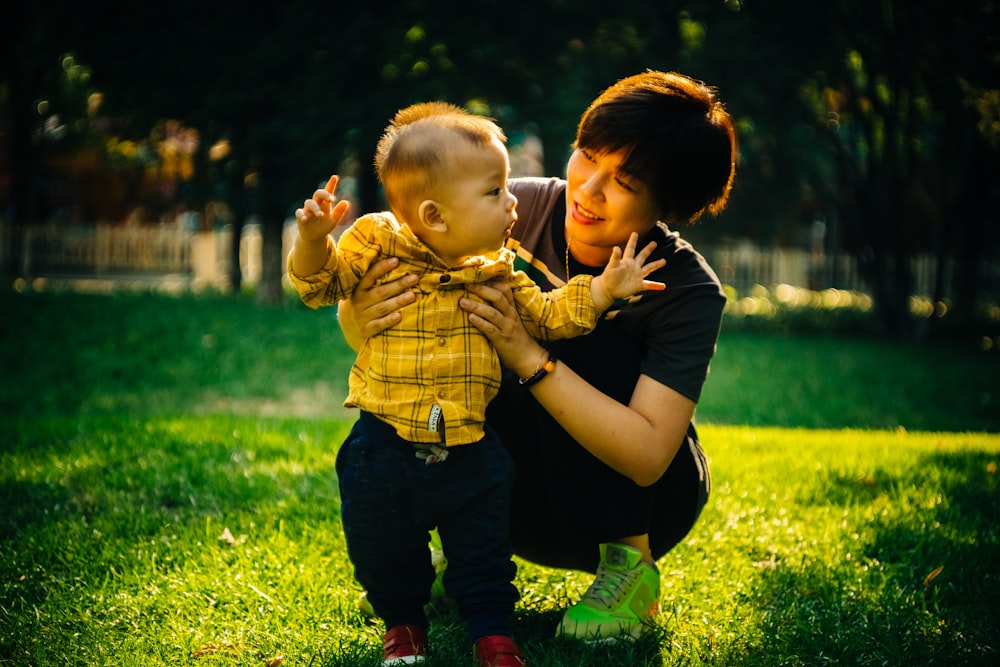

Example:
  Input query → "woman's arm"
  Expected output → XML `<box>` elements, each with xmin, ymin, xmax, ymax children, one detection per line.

<box><xmin>462</xmin><ymin>281</ymin><xmax>693</xmax><ymax>487</ymax></box>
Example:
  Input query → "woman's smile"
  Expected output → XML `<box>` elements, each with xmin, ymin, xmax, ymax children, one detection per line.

<box><xmin>571</xmin><ymin>201</ymin><xmax>603</xmax><ymax>224</ymax></box>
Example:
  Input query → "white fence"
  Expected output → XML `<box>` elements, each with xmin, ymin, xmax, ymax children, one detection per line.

<box><xmin>6</xmin><ymin>222</ymin><xmax>295</xmax><ymax>290</ymax></box>
<box><xmin>2</xmin><ymin>221</ymin><xmax>997</xmax><ymax>300</ymax></box>
<box><xmin>700</xmin><ymin>243</ymin><xmax>981</xmax><ymax>298</ymax></box>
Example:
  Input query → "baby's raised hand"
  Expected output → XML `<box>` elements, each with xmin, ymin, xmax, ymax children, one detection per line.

<box><xmin>294</xmin><ymin>175</ymin><xmax>351</xmax><ymax>243</ymax></box>
<box><xmin>599</xmin><ymin>232</ymin><xmax>666</xmax><ymax>300</ymax></box>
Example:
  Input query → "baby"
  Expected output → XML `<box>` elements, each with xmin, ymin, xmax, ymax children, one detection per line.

<box><xmin>288</xmin><ymin>101</ymin><xmax>664</xmax><ymax>667</ymax></box>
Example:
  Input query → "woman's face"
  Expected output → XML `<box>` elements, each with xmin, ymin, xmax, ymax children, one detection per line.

<box><xmin>564</xmin><ymin>147</ymin><xmax>661</xmax><ymax>266</ymax></box>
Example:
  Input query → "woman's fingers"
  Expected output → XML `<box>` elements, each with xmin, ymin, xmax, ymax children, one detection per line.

<box><xmin>352</xmin><ymin>258</ymin><xmax>417</xmax><ymax>328</ymax></box>
<box><xmin>461</xmin><ymin>281</ymin><xmax>521</xmax><ymax>338</ymax></box>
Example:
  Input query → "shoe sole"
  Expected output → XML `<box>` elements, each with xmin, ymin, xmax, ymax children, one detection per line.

<box><xmin>557</xmin><ymin>600</ymin><xmax>660</xmax><ymax>643</ymax></box>
<box><xmin>382</xmin><ymin>657</ymin><xmax>425</xmax><ymax>666</ymax></box>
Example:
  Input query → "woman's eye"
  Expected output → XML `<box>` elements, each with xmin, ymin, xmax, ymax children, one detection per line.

<box><xmin>488</xmin><ymin>187</ymin><xmax>502</xmax><ymax>196</ymax></box>
<box><xmin>615</xmin><ymin>177</ymin><xmax>636</xmax><ymax>192</ymax></box>
<box><xmin>581</xmin><ymin>149</ymin><xmax>595</xmax><ymax>162</ymax></box>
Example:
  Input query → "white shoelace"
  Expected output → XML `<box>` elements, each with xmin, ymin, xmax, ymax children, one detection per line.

<box><xmin>582</xmin><ymin>566</ymin><xmax>637</xmax><ymax>609</ymax></box>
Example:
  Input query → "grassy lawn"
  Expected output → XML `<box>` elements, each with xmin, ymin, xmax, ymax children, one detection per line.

<box><xmin>1</xmin><ymin>289</ymin><xmax>998</xmax><ymax>666</ymax></box>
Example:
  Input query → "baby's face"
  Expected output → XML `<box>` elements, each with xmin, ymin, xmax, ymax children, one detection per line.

<box><xmin>430</xmin><ymin>136</ymin><xmax>518</xmax><ymax>263</ymax></box>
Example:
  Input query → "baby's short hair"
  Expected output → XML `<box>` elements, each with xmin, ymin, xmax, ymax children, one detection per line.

<box><xmin>375</xmin><ymin>102</ymin><xmax>506</xmax><ymax>224</ymax></box>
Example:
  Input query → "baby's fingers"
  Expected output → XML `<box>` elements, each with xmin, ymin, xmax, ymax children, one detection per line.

<box><xmin>294</xmin><ymin>199</ymin><xmax>319</xmax><ymax>223</ymax></box>
<box><xmin>620</xmin><ymin>232</ymin><xmax>640</xmax><ymax>258</ymax></box>
<box><xmin>634</xmin><ymin>241</ymin><xmax>659</xmax><ymax>264</ymax></box>
<box><xmin>304</xmin><ymin>198</ymin><xmax>326</xmax><ymax>217</ymax></box>
<box><xmin>606</xmin><ymin>244</ymin><xmax>624</xmax><ymax>267</ymax></box>
<box><xmin>312</xmin><ymin>176</ymin><xmax>339</xmax><ymax>202</ymax></box>
<box><xmin>310</xmin><ymin>176</ymin><xmax>340</xmax><ymax>215</ymax></box>
<box><xmin>329</xmin><ymin>199</ymin><xmax>351</xmax><ymax>225</ymax></box>
<box><xmin>642</xmin><ymin>278</ymin><xmax>667</xmax><ymax>291</ymax></box>
<box><xmin>641</xmin><ymin>258</ymin><xmax>667</xmax><ymax>276</ymax></box>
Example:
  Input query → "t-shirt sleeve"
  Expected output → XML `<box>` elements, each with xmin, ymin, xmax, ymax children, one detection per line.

<box><xmin>508</xmin><ymin>177</ymin><xmax>565</xmax><ymax>247</ymax></box>
<box><xmin>639</xmin><ymin>282</ymin><xmax>725</xmax><ymax>403</ymax></box>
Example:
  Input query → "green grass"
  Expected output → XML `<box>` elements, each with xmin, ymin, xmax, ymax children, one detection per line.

<box><xmin>1</xmin><ymin>289</ymin><xmax>998</xmax><ymax>666</ymax></box>
<box><xmin>699</xmin><ymin>332</ymin><xmax>1000</xmax><ymax>432</ymax></box>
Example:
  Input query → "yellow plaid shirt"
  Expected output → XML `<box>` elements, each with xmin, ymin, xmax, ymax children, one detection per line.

<box><xmin>288</xmin><ymin>212</ymin><xmax>598</xmax><ymax>446</ymax></box>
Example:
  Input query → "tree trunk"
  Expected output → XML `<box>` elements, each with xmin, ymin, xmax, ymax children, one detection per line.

<box><xmin>256</xmin><ymin>216</ymin><xmax>285</xmax><ymax>307</ymax></box>
<box><xmin>951</xmin><ymin>138</ymin><xmax>991</xmax><ymax>329</ymax></box>
<box><xmin>254</xmin><ymin>162</ymin><xmax>288</xmax><ymax>308</ymax></box>
<box><xmin>229</xmin><ymin>218</ymin><xmax>244</xmax><ymax>293</ymax></box>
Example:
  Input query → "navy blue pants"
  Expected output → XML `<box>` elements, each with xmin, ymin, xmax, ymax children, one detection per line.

<box><xmin>336</xmin><ymin>411</ymin><xmax>519</xmax><ymax>640</ymax></box>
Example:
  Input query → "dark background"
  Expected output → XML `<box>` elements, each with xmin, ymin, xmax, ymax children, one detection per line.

<box><xmin>2</xmin><ymin>0</ymin><xmax>998</xmax><ymax>338</ymax></box>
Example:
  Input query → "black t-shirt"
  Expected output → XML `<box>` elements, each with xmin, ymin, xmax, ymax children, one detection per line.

<box><xmin>490</xmin><ymin>177</ymin><xmax>724</xmax><ymax>565</ymax></box>
<box><xmin>498</xmin><ymin>177</ymin><xmax>725</xmax><ymax>407</ymax></box>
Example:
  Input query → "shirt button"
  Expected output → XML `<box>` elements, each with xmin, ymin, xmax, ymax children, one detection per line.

<box><xmin>437</xmin><ymin>337</ymin><xmax>447</xmax><ymax>346</ymax></box>
<box><xmin>436</xmin><ymin>390</ymin><xmax>446</xmax><ymax>399</ymax></box>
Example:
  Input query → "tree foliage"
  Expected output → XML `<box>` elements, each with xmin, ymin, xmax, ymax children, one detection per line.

<box><xmin>2</xmin><ymin>0</ymin><xmax>998</xmax><ymax>335</ymax></box>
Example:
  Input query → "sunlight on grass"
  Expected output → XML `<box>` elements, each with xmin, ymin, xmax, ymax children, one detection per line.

<box><xmin>2</xmin><ymin>419</ymin><xmax>997</xmax><ymax>666</ymax></box>
<box><xmin>655</xmin><ymin>426</ymin><xmax>1000</xmax><ymax>666</ymax></box>
<box><xmin>2</xmin><ymin>291</ymin><xmax>997</xmax><ymax>664</ymax></box>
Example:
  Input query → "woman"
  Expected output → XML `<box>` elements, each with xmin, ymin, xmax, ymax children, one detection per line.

<box><xmin>340</xmin><ymin>70</ymin><xmax>737</xmax><ymax>643</ymax></box>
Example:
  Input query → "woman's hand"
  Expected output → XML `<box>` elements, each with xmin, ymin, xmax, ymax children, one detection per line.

<box><xmin>337</xmin><ymin>257</ymin><xmax>417</xmax><ymax>351</ymax></box>
<box><xmin>463</xmin><ymin>276</ymin><xmax>694</xmax><ymax>488</ymax></box>
<box><xmin>461</xmin><ymin>280</ymin><xmax>548</xmax><ymax>379</ymax></box>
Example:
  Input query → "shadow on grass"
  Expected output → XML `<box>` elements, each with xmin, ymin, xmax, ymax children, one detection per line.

<box><xmin>344</xmin><ymin>607</ymin><xmax>667</xmax><ymax>667</ymax></box>
<box><xmin>2</xmin><ymin>415</ymin><xmax>671</xmax><ymax>666</ymax></box>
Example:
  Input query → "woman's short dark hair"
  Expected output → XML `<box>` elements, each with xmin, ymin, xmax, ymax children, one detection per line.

<box><xmin>575</xmin><ymin>71</ymin><xmax>737</xmax><ymax>223</ymax></box>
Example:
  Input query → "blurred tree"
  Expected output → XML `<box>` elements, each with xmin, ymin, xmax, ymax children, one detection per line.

<box><xmin>3</xmin><ymin>0</ymin><xmax>996</xmax><ymax>336</ymax></box>
<box><xmin>68</xmin><ymin>2</ymin><xmax>355</xmax><ymax>303</ymax></box>
<box><xmin>817</xmin><ymin>1</ymin><xmax>998</xmax><ymax>338</ymax></box>
<box><xmin>715</xmin><ymin>0</ymin><xmax>1000</xmax><ymax>338</ymax></box>
<box><xmin>0</xmin><ymin>2</ymin><xmax>76</xmax><ymax>275</ymax></box>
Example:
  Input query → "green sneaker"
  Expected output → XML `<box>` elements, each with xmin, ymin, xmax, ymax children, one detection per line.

<box><xmin>556</xmin><ymin>543</ymin><xmax>660</xmax><ymax>642</ymax></box>
<box><xmin>356</xmin><ymin>532</ymin><xmax>452</xmax><ymax>618</ymax></box>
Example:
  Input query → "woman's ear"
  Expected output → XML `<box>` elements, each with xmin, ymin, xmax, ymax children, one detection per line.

<box><xmin>418</xmin><ymin>200</ymin><xmax>449</xmax><ymax>232</ymax></box>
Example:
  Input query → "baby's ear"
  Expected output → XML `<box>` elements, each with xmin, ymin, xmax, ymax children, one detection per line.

<box><xmin>418</xmin><ymin>200</ymin><xmax>448</xmax><ymax>231</ymax></box>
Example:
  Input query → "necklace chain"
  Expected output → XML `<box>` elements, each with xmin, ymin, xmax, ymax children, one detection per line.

<box><xmin>565</xmin><ymin>235</ymin><xmax>571</xmax><ymax>282</ymax></box>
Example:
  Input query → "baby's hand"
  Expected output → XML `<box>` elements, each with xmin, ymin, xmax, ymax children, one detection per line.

<box><xmin>591</xmin><ymin>232</ymin><xmax>666</xmax><ymax>309</ymax></box>
<box><xmin>294</xmin><ymin>175</ymin><xmax>351</xmax><ymax>243</ymax></box>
